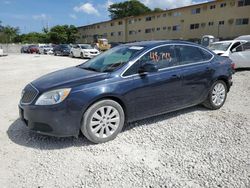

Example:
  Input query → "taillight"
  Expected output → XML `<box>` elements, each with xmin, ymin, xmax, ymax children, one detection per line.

<box><xmin>231</xmin><ymin>63</ymin><xmax>236</xmax><ymax>70</ymax></box>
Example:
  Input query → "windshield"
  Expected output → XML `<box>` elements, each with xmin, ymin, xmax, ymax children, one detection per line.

<box><xmin>81</xmin><ymin>44</ymin><xmax>92</xmax><ymax>49</ymax></box>
<box><xmin>208</xmin><ymin>42</ymin><xmax>232</xmax><ymax>51</ymax></box>
<box><xmin>79</xmin><ymin>45</ymin><xmax>143</xmax><ymax>73</ymax></box>
<box><xmin>61</xmin><ymin>44</ymin><xmax>69</xmax><ymax>49</ymax></box>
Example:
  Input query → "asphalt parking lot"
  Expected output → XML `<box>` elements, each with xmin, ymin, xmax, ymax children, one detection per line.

<box><xmin>0</xmin><ymin>54</ymin><xmax>249</xmax><ymax>188</ymax></box>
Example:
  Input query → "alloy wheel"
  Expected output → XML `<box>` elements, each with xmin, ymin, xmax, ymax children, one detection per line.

<box><xmin>211</xmin><ymin>83</ymin><xmax>226</xmax><ymax>106</ymax></box>
<box><xmin>90</xmin><ymin>106</ymin><xmax>120</xmax><ymax>139</ymax></box>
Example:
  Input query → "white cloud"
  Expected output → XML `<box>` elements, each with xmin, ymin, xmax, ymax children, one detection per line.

<box><xmin>74</xmin><ymin>3</ymin><xmax>100</xmax><ymax>16</ymax></box>
<box><xmin>32</xmin><ymin>14</ymin><xmax>48</xmax><ymax>20</ymax></box>
<box><xmin>69</xmin><ymin>14</ymin><xmax>77</xmax><ymax>19</ymax></box>
<box><xmin>105</xmin><ymin>0</ymin><xmax>114</xmax><ymax>9</ymax></box>
<box><xmin>140</xmin><ymin>0</ymin><xmax>206</xmax><ymax>10</ymax></box>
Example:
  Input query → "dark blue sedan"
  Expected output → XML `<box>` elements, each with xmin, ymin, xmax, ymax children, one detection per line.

<box><xmin>19</xmin><ymin>41</ymin><xmax>233</xmax><ymax>143</ymax></box>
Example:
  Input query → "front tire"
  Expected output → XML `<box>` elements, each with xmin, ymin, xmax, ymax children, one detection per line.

<box><xmin>203</xmin><ymin>80</ymin><xmax>227</xmax><ymax>110</ymax></box>
<box><xmin>81</xmin><ymin>100</ymin><xmax>125</xmax><ymax>143</ymax></box>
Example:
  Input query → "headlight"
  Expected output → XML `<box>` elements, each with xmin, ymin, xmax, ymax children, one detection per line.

<box><xmin>35</xmin><ymin>88</ymin><xmax>71</xmax><ymax>105</ymax></box>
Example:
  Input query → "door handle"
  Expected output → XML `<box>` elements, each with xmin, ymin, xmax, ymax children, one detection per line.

<box><xmin>171</xmin><ymin>74</ymin><xmax>181</xmax><ymax>79</ymax></box>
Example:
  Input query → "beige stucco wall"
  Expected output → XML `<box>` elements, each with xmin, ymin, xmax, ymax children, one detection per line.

<box><xmin>77</xmin><ymin>0</ymin><xmax>250</xmax><ymax>43</ymax></box>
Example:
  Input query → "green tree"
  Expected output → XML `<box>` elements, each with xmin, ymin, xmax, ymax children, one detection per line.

<box><xmin>1</xmin><ymin>25</ymin><xmax>19</xmax><ymax>43</ymax></box>
<box><xmin>48</xmin><ymin>25</ymin><xmax>78</xmax><ymax>44</ymax></box>
<box><xmin>153</xmin><ymin>8</ymin><xmax>164</xmax><ymax>12</ymax></box>
<box><xmin>108</xmin><ymin>0</ymin><xmax>151</xmax><ymax>19</ymax></box>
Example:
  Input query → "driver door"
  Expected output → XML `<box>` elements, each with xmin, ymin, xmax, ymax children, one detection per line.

<box><xmin>123</xmin><ymin>45</ymin><xmax>183</xmax><ymax>119</ymax></box>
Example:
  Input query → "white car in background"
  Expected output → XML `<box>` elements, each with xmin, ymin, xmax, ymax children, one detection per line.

<box><xmin>38</xmin><ymin>44</ymin><xmax>54</xmax><ymax>55</ymax></box>
<box><xmin>208</xmin><ymin>40</ymin><xmax>250</xmax><ymax>69</ymax></box>
<box><xmin>70</xmin><ymin>44</ymin><xmax>100</xmax><ymax>59</ymax></box>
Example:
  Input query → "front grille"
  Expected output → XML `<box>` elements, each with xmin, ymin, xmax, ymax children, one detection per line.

<box><xmin>21</xmin><ymin>84</ymin><xmax>39</xmax><ymax>104</ymax></box>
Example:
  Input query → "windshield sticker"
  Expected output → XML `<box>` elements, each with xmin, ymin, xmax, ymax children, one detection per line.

<box><xmin>129</xmin><ymin>46</ymin><xmax>144</xmax><ymax>50</ymax></box>
<box><xmin>150</xmin><ymin>52</ymin><xmax>172</xmax><ymax>62</ymax></box>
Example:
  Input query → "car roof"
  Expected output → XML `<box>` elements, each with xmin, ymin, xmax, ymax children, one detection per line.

<box><xmin>212</xmin><ymin>40</ymin><xmax>247</xmax><ymax>44</ymax></box>
<box><xmin>124</xmin><ymin>40</ymin><xmax>201</xmax><ymax>49</ymax></box>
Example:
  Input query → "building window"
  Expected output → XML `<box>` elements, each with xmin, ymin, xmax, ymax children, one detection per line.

<box><xmin>111</xmin><ymin>32</ymin><xmax>115</xmax><ymax>36</ymax></box>
<box><xmin>118</xmin><ymin>31</ymin><xmax>122</xmax><ymax>36</ymax></box>
<box><xmin>173</xmin><ymin>25</ymin><xmax>181</xmax><ymax>31</ymax></box>
<box><xmin>110</xmin><ymin>23</ymin><xmax>114</xmax><ymax>26</ymax></box>
<box><xmin>208</xmin><ymin>21</ymin><xmax>214</xmax><ymax>26</ymax></box>
<box><xmin>219</xmin><ymin>21</ymin><xmax>225</xmax><ymax>25</ymax></box>
<box><xmin>129</xmin><ymin>31</ymin><xmax>133</xmax><ymax>35</ymax></box>
<box><xmin>138</xmin><ymin>18</ymin><xmax>141</xmax><ymax>21</ymax></box>
<box><xmin>191</xmin><ymin>8</ymin><xmax>201</xmax><ymax>14</ymax></box>
<box><xmin>157</xmin><ymin>27</ymin><xmax>160</xmax><ymax>31</ymax></box>
<box><xmin>173</xmin><ymin>12</ymin><xmax>181</xmax><ymax>17</ymax></box>
<box><xmin>128</xmin><ymin>19</ymin><xmax>132</xmax><ymax>24</ymax></box>
<box><xmin>138</xmin><ymin>29</ymin><xmax>141</xmax><ymax>33</ymax></box>
<box><xmin>190</xmin><ymin>23</ymin><xmax>200</xmax><ymax>29</ymax></box>
<box><xmin>145</xmin><ymin>28</ymin><xmax>152</xmax><ymax>33</ymax></box>
<box><xmin>220</xmin><ymin>3</ymin><xmax>226</xmax><ymax>7</ymax></box>
<box><xmin>238</xmin><ymin>0</ymin><xmax>250</xmax><ymax>6</ymax></box>
<box><xmin>163</xmin><ymin>26</ymin><xmax>167</xmax><ymax>30</ymax></box>
<box><xmin>118</xmin><ymin>21</ymin><xmax>123</xmax><ymax>25</ymax></box>
<box><xmin>167</xmin><ymin>26</ymin><xmax>171</xmax><ymax>31</ymax></box>
<box><xmin>236</xmin><ymin>18</ymin><xmax>249</xmax><ymax>25</ymax></box>
<box><xmin>210</xmin><ymin>5</ymin><xmax>216</xmax><ymax>9</ymax></box>
<box><xmin>146</xmin><ymin>17</ymin><xmax>152</xmax><ymax>21</ymax></box>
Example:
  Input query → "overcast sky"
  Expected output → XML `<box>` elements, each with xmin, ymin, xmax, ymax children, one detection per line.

<box><xmin>0</xmin><ymin>0</ymin><xmax>210</xmax><ymax>33</ymax></box>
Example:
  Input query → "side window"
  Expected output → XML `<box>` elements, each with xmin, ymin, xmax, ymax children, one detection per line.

<box><xmin>140</xmin><ymin>45</ymin><xmax>177</xmax><ymax>69</ymax></box>
<box><xmin>176</xmin><ymin>45</ymin><xmax>204</xmax><ymax>65</ymax></box>
<box><xmin>242</xmin><ymin>42</ymin><xmax>250</xmax><ymax>51</ymax></box>
<box><xmin>123</xmin><ymin>45</ymin><xmax>177</xmax><ymax>76</ymax></box>
<box><xmin>231</xmin><ymin>42</ymin><xmax>242</xmax><ymax>52</ymax></box>
<box><xmin>200</xmin><ymin>48</ymin><xmax>213</xmax><ymax>61</ymax></box>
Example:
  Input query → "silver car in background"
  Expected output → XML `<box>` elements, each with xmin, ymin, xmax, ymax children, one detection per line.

<box><xmin>208</xmin><ymin>40</ymin><xmax>250</xmax><ymax>69</ymax></box>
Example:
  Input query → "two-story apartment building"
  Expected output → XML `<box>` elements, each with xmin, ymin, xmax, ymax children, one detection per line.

<box><xmin>77</xmin><ymin>0</ymin><xmax>250</xmax><ymax>43</ymax></box>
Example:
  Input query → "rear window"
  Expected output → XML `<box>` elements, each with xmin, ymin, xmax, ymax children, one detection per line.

<box><xmin>176</xmin><ymin>45</ymin><xmax>212</xmax><ymax>65</ymax></box>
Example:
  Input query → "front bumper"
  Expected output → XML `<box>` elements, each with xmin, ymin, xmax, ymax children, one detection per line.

<box><xmin>18</xmin><ymin>102</ymin><xmax>81</xmax><ymax>137</ymax></box>
<box><xmin>84</xmin><ymin>53</ymin><xmax>99</xmax><ymax>58</ymax></box>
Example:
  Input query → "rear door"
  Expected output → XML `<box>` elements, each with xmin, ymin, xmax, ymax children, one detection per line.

<box><xmin>175</xmin><ymin>45</ymin><xmax>214</xmax><ymax>106</ymax></box>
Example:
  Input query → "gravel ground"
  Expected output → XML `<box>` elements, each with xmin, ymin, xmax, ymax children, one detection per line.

<box><xmin>0</xmin><ymin>54</ymin><xmax>249</xmax><ymax>188</ymax></box>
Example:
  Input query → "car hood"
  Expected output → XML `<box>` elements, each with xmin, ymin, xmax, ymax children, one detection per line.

<box><xmin>31</xmin><ymin>66</ymin><xmax>108</xmax><ymax>92</ymax></box>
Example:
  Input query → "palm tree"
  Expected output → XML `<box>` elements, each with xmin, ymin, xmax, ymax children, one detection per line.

<box><xmin>3</xmin><ymin>26</ymin><xmax>19</xmax><ymax>43</ymax></box>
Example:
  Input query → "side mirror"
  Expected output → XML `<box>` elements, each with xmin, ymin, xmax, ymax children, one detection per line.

<box><xmin>139</xmin><ymin>63</ymin><xmax>158</xmax><ymax>75</ymax></box>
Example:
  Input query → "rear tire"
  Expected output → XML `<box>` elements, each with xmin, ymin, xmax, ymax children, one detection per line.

<box><xmin>203</xmin><ymin>80</ymin><xmax>227</xmax><ymax>110</ymax></box>
<box><xmin>81</xmin><ymin>100</ymin><xmax>125</xmax><ymax>144</ymax></box>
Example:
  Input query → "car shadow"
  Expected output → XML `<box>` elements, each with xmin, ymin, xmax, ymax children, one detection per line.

<box><xmin>123</xmin><ymin>105</ymin><xmax>208</xmax><ymax>132</ymax></box>
<box><xmin>7</xmin><ymin>119</ymin><xmax>93</xmax><ymax>150</ymax></box>
<box><xmin>7</xmin><ymin>105</ymin><xmax>208</xmax><ymax>150</ymax></box>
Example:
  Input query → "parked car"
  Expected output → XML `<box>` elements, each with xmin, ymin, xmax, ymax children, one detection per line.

<box><xmin>208</xmin><ymin>40</ymin><xmax>250</xmax><ymax>68</ymax></box>
<box><xmin>53</xmin><ymin>44</ymin><xmax>71</xmax><ymax>56</ymax></box>
<box><xmin>235</xmin><ymin>35</ymin><xmax>250</xmax><ymax>41</ymax></box>
<box><xmin>38</xmin><ymin>44</ymin><xmax>53</xmax><ymax>55</ymax></box>
<box><xmin>201</xmin><ymin>35</ymin><xmax>219</xmax><ymax>47</ymax></box>
<box><xmin>70</xmin><ymin>44</ymin><xmax>100</xmax><ymax>58</ymax></box>
<box><xmin>20</xmin><ymin>45</ymin><xmax>30</xmax><ymax>53</ymax></box>
<box><xmin>27</xmin><ymin>45</ymin><xmax>39</xmax><ymax>54</ymax></box>
<box><xmin>19</xmin><ymin>41</ymin><xmax>233</xmax><ymax>143</ymax></box>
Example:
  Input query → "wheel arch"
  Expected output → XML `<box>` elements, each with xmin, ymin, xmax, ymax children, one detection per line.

<box><xmin>80</xmin><ymin>95</ymin><xmax>128</xmax><ymax>125</ymax></box>
<box><xmin>216</xmin><ymin>76</ymin><xmax>230</xmax><ymax>92</ymax></box>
